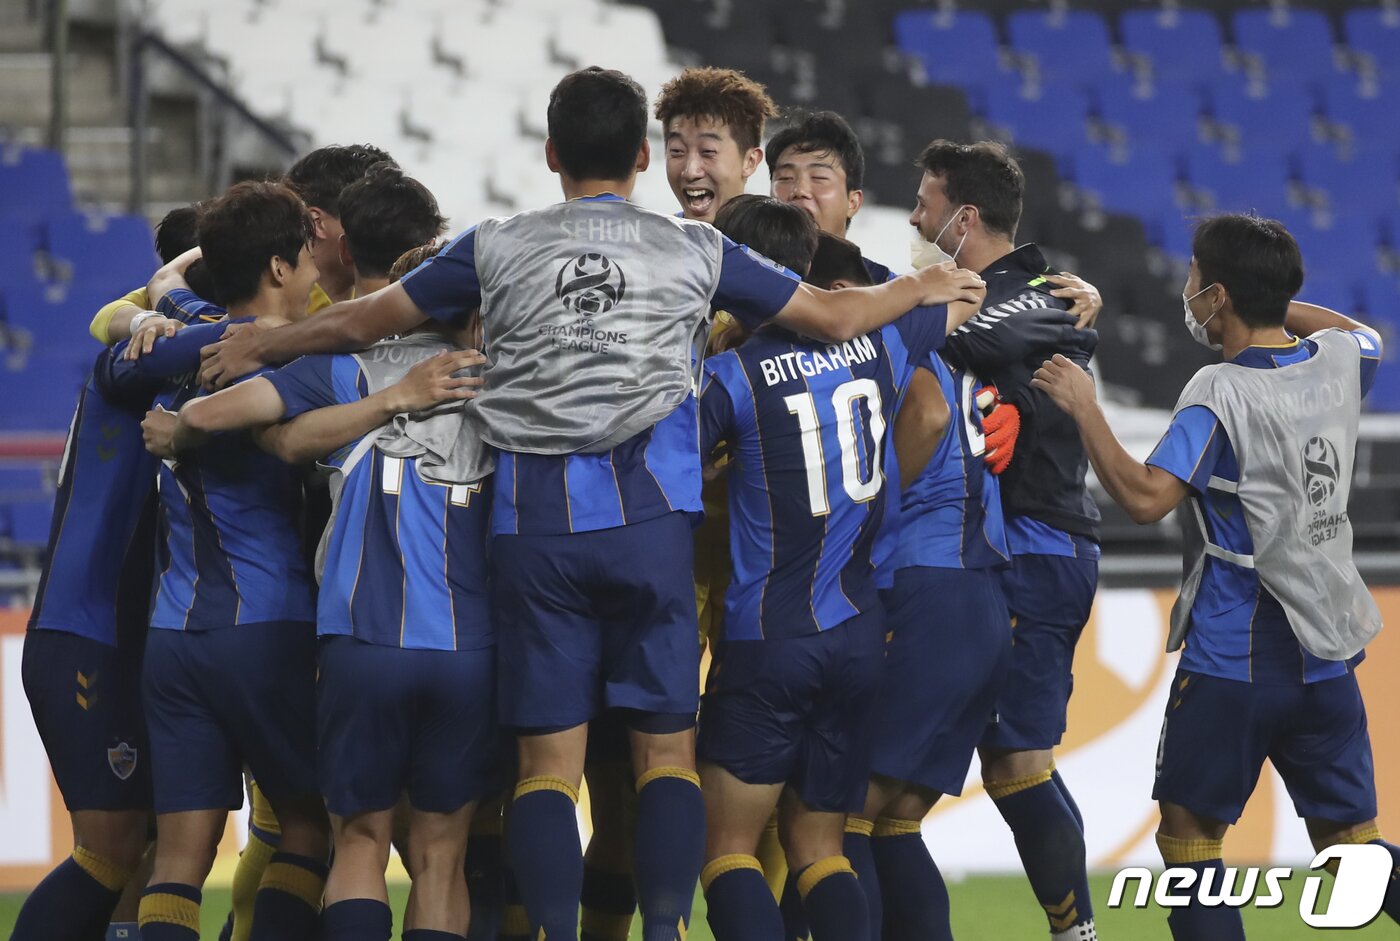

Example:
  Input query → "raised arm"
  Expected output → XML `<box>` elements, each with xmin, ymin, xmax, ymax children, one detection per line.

<box><xmin>147</xmin><ymin>247</ymin><xmax>203</xmax><ymax>309</ymax></box>
<box><xmin>90</xmin><ymin>287</ymin><xmax>151</xmax><ymax>345</ymax></box>
<box><xmin>199</xmin><ymin>283</ymin><xmax>430</xmax><ymax>389</ymax></box>
<box><xmin>893</xmin><ymin>365</ymin><xmax>950</xmax><ymax>490</ymax></box>
<box><xmin>1286</xmin><ymin>300</ymin><xmax>1381</xmax><ymax>346</ymax></box>
<box><xmin>774</xmin><ymin>264</ymin><xmax>985</xmax><ymax>343</ymax></box>
<box><xmin>1030</xmin><ymin>354</ymin><xmax>1187</xmax><ymax>524</ymax></box>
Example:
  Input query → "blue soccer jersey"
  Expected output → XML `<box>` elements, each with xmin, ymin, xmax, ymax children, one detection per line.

<box><xmin>147</xmin><ymin>356</ymin><xmax>315</xmax><ymax>632</ymax></box>
<box><xmin>263</xmin><ymin>353</ymin><xmax>493</xmax><ymax>651</ymax></box>
<box><xmin>399</xmin><ymin>195</ymin><xmax>801</xmax><ymax>536</ymax></box>
<box><xmin>700</xmin><ymin>309</ymin><xmax>948</xmax><ymax>641</ymax></box>
<box><xmin>29</xmin><ymin>307</ymin><xmax>231</xmax><ymax>646</ymax></box>
<box><xmin>893</xmin><ymin>353</ymin><xmax>1009</xmax><ymax>572</ymax></box>
<box><xmin>1147</xmin><ymin>331</ymin><xmax>1382</xmax><ymax>684</ymax></box>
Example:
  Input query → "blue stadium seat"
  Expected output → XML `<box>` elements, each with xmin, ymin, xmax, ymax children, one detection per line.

<box><xmin>1296</xmin><ymin>148</ymin><xmax>1400</xmax><ymax>216</ymax></box>
<box><xmin>0</xmin><ymin>467</ymin><xmax>55</xmax><ymax>546</ymax></box>
<box><xmin>1070</xmin><ymin>147</ymin><xmax>1182</xmax><ymax>222</ymax></box>
<box><xmin>1185</xmin><ymin>146</ymin><xmax>1293</xmax><ymax>215</ymax></box>
<box><xmin>1344</xmin><ymin>7</ymin><xmax>1400</xmax><ymax>82</ymax></box>
<box><xmin>0</xmin><ymin>363</ymin><xmax>83</xmax><ymax>430</ymax></box>
<box><xmin>1232</xmin><ymin>8</ymin><xmax>1338</xmax><ymax>86</ymax></box>
<box><xmin>2</xmin><ymin>281</ymin><xmax>109</xmax><ymax>359</ymax></box>
<box><xmin>1206</xmin><ymin>80</ymin><xmax>1319</xmax><ymax>153</ymax></box>
<box><xmin>1149</xmin><ymin>212</ymin><xmax>1196</xmax><ymax>259</ymax></box>
<box><xmin>1005</xmin><ymin>9</ymin><xmax>1116</xmax><ymax>88</ymax></box>
<box><xmin>1287</xmin><ymin>214</ymin><xmax>1384</xmax><ymax>289</ymax></box>
<box><xmin>1320</xmin><ymin>75</ymin><xmax>1400</xmax><ymax>154</ymax></box>
<box><xmin>1094</xmin><ymin>80</ymin><xmax>1205</xmax><ymax>150</ymax></box>
<box><xmin>1295</xmin><ymin>273</ymin><xmax>1356</xmax><ymax>314</ymax></box>
<box><xmin>979</xmin><ymin>80</ymin><xmax>1092</xmax><ymax>165</ymax></box>
<box><xmin>0</xmin><ymin>147</ymin><xmax>71</xmax><ymax>235</ymax></box>
<box><xmin>892</xmin><ymin>11</ymin><xmax>1006</xmax><ymax>89</ymax></box>
<box><xmin>44</xmin><ymin>213</ymin><xmax>159</xmax><ymax>296</ymax></box>
<box><xmin>1358</xmin><ymin>274</ymin><xmax>1400</xmax><ymax>329</ymax></box>
<box><xmin>1119</xmin><ymin>9</ymin><xmax>1228</xmax><ymax>84</ymax></box>
<box><xmin>0</xmin><ymin>218</ymin><xmax>45</xmax><ymax>287</ymax></box>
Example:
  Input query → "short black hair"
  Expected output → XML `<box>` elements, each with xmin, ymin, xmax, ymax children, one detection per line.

<box><xmin>184</xmin><ymin>260</ymin><xmax>223</xmax><ymax>308</ymax></box>
<box><xmin>807</xmin><ymin>232</ymin><xmax>874</xmax><ymax>290</ymax></box>
<box><xmin>765</xmin><ymin>110</ymin><xmax>865</xmax><ymax>192</ymax></box>
<box><xmin>713</xmin><ymin>194</ymin><xmax>819</xmax><ymax>276</ymax></box>
<box><xmin>548</xmin><ymin>67</ymin><xmax>649</xmax><ymax>182</ymax></box>
<box><xmin>338</xmin><ymin>164</ymin><xmax>446</xmax><ymax>280</ymax></box>
<box><xmin>915</xmin><ymin>140</ymin><xmax>1024</xmax><ymax>239</ymax></box>
<box><xmin>285</xmin><ymin>143</ymin><xmax>396</xmax><ymax>217</ymax></box>
<box><xmin>154</xmin><ymin>203</ymin><xmax>203</xmax><ymax>263</ymax></box>
<box><xmin>197</xmin><ymin>181</ymin><xmax>314</xmax><ymax>306</ymax></box>
<box><xmin>1192</xmin><ymin>214</ymin><xmax>1303</xmax><ymax>328</ymax></box>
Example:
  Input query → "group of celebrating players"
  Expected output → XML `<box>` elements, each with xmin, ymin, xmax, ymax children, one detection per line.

<box><xmin>11</xmin><ymin>61</ymin><xmax>1400</xmax><ymax>941</ymax></box>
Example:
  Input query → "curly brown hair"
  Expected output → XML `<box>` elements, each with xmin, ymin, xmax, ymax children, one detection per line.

<box><xmin>389</xmin><ymin>240</ymin><xmax>444</xmax><ymax>282</ymax></box>
<box><xmin>654</xmin><ymin>67</ymin><xmax>778</xmax><ymax>153</ymax></box>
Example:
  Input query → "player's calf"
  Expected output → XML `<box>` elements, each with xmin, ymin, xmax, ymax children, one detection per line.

<box><xmin>631</xmin><ymin>725</ymin><xmax>705</xmax><ymax>941</ymax></box>
<box><xmin>404</xmin><ymin>801</ymin><xmax>476</xmax><ymax>938</ymax></box>
<box><xmin>249</xmin><ymin>795</ymin><xmax>328</xmax><ymax>941</ymax></box>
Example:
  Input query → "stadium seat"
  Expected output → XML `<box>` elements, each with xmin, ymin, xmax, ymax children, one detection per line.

<box><xmin>1005</xmin><ymin>9</ymin><xmax>1117</xmax><ymax>89</ymax></box>
<box><xmin>978</xmin><ymin>80</ymin><xmax>1092</xmax><ymax>166</ymax></box>
<box><xmin>0</xmin><ymin>147</ymin><xmax>72</xmax><ymax>236</ymax></box>
<box><xmin>892</xmin><ymin>10</ymin><xmax>1006</xmax><ymax>89</ymax></box>
<box><xmin>1119</xmin><ymin>9</ymin><xmax>1228</xmax><ymax>84</ymax></box>
<box><xmin>1231</xmin><ymin>8</ymin><xmax>1338</xmax><ymax>87</ymax></box>
<box><xmin>1184</xmin><ymin>145</ymin><xmax>1293</xmax><ymax>215</ymax></box>
<box><xmin>1093</xmin><ymin>80</ymin><xmax>1205</xmax><ymax>150</ymax></box>
<box><xmin>1344</xmin><ymin>6</ymin><xmax>1400</xmax><ymax>82</ymax></box>
<box><xmin>1320</xmin><ymin>75</ymin><xmax>1400</xmax><ymax>155</ymax></box>
<box><xmin>1359</xmin><ymin>274</ymin><xmax>1400</xmax><ymax>331</ymax></box>
<box><xmin>1297</xmin><ymin>148</ymin><xmax>1400</xmax><ymax>216</ymax></box>
<box><xmin>1070</xmin><ymin>147</ymin><xmax>1182</xmax><ymax>223</ymax></box>
<box><xmin>1205</xmin><ymin>80</ymin><xmax>1320</xmax><ymax>154</ymax></box>
<box><xmin>0</xmin><ymin>221</ymin><xmax>46</xmax><ymax>288</ymax></box>
<box><xmin>44</xmin><ymin>213</ymin><xmax>160</xmax><ymax>296</ymax></box>
<box><xmin>2</xmin><ymin>282</ymin><xmax>110</xmax><ymax>362</ymax></box>
<box><xmin>0</xmin><ymin>362</ymin><xmax>83</xmax><ymax>431</ymax></box>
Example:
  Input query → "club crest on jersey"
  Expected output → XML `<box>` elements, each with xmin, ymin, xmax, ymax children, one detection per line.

<box><xmin>107</xmin><ymin>741</ymin><xmax>138</xmax><ymax>780</ymax></box>
<box><xmin>556</xmin><ymin>253</ymin><xmax>626</xmax><ymax>317</ymax></box>
<box><xmin>1302</xmin><ymin>436</ymin><xmax>1339</xmax><ymax>508</ymax></box>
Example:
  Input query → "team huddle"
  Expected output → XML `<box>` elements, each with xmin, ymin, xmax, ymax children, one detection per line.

<box><xmin>12</xmin><ymin>63</ymin><xmax>1400</xmax><ymax>941</ymax></box>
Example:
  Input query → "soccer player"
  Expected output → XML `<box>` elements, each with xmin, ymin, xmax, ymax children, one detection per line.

<box><xmin>1032</xmin><ymin>213</ymin><xmax>1399</xmax><ymax>939</ymax></box>
<box><xmin>195</xmin><ymin>66</ymin><xmax>984</xmax><ymax>941</ymax></box>
<box><xmin>697</xmin><ymin>200</ymin><xmax>963</xmax><ymax>941</ymax></box>
<box><xmin>285</xmin><ymin>143</ymin><xmax>397</xmax><ymax>311</ymax></box>
<box><xmin>153</xmin><ymin>312</ymin><xmax>490</xmax><ymax>941</ymax></box>
<box><xmin>132</xmin><ymin>181</ymin><xmax>331</xmax><ymax>941</ymax></box>
<box><xmin>908</xmin><ymin>140</ymin><xmax>1103</xmax><ymax>941</ymax></box>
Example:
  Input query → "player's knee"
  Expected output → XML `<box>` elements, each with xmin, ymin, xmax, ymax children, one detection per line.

<box><xmin>629</xmin><ymin>725</ymin><xmax>696</xmax><ymax>775</ymax></box>
<box><xmin>979</xmin><ymin>747</ymin><xmax>1053</xmax><ymax>783</ymax></box>
<box><xmin>74</xmin><ymin>810</ymin><xmax>151</xmax><ymax>873</ymax></box>
<box><xmin>407</xmin><ymin>834</ymin><xmax>469</xmax><ymax>882</ymax></box>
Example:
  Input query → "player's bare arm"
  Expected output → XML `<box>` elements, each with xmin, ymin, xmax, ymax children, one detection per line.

<box><xmin>256</xmin><ymin>350</ymin><xmax>486</xmax><ymax>465</ymax></box>
<box><xmin>146</xmin><ymin>246</ymin><xmax>203</xmax><ymax>309</ymax></box>
<box><xmin>199</xmin><ymin>282</ymin><xmax>429</xmax><ymax>389</ymax></box>
<box><xmin>1286</xmin><ymin>300</ymin><xmax>1383</xmax><ymax>348</ymax></box>
<box><xmin>776</xmin><ymin>261</ymin><xmax>984</xmax><ymax>342</ymax></box>
<box><xmin>1032</xmin><ymin>353</ymin><xmax>1187</xmax><ymax>524</ymax></box>
<box><xmin>161</xmin><ymin>376</ymin><xmax>290</xmax><ymax>456</ymax></box>
<box><xmin>893</xmin><ymin>365</ymin><xmax>950</xmax><ymax>489</ymax></box>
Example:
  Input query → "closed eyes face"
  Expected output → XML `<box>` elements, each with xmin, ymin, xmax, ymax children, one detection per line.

<box><xmin>665</xmin><ymin>116</ymin><xmax>755</xmax><ymax>223</ymax></box>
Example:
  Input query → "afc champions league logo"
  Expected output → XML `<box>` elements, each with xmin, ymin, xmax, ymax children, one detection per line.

<box><xmin>555</xmin><ymin>253</ymin><xmax>626</xmax><ymax>317</ymax></box>
<box><xmin>1302</xmin><ymin>436</ymin><xmax>1340</xmax><ymax>508</ymax></box>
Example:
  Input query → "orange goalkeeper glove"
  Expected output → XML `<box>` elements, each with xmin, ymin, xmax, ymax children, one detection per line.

<box><xmin>975</xmin><ymin>385</ymin><xmax>1020</xmax><ymax>475</ymax></box>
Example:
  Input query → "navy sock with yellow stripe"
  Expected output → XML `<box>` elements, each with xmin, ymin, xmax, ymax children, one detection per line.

<box><xmin>633</xmin><ymin>767</ymin><xmax>705</xmax><ymax>941</ymax></box>
<box><xmin>1156</xmin><ymin>835</ymin><xmax>1242</xmax><ymax>941</ymax></box>
<box><xmin>580</xmin><ymin>863</ymin><xmax>636</xmax><ymax>941</ymax></box>
<box><xmin>250</xmin><ymin>851</ymin><xmax>327</xmax><ymax>941</ymax></box>
<box><xmin>11</xmin><ymin>846</ymin><xmax>131</xmax><ymax>941</ymax></box>
<box><xmin>988</xmin><ymin>770</ymin><xmax>1094</xmax><ymax>936</ymax></box>
<box><xmin>796</xmin><ymin>856</ymin><xmax>868</xmax><ymax>941</ymax></box>
<box><xmin>702</xmin><ymin>855</ymin><xmax>782</xmax><ymax>941</ymax></box>
<box><xmin>509</xmin><ymin>775</ymin><xmax>584</xmax><ymax>941</ymax></box>
<box><xmin>778</xmin><ymin>873</ymin><xmax>809</xmax><ymax>941</ymax></box>
<box><xmin>870</xmin><ymin>818</ymin><xmax>951</xmax><ymax>941</ymax></box>
<box><xmin>842</xmin><ymin>818</ymin><xmax>881</xmax><ymax>940</ymax></box>
<box><xmin>322</xmin><ymin>898</ymin><xmax>391</xmax><ymax>941</ymax></box>
<box><xmin>139</xmin><ymin>882</ymin><xmax>201</xmax><ymax>941</ymax></box>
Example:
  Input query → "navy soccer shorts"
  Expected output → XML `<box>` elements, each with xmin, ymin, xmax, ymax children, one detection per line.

<box><xmin>142</xmin><ymin>621</ymin><xmax>317</xmax><ymax>814</ymax></box>
<box><xmin>871</xmin><ymin>566</ymin><xmax>1011</xmax><ymax>795</ymax></box>
<box><xmin>980</xmin><ymin>552</ymin><xmax>1098</xmax><ymax>751</ymax></box>
<box><xmin>492</xmin><ymin>511</ymin><xmax>701</xmax><ymax>731</ymax></box>
<box><xmin>1153</xmin><ymin>668</ymin><xmax>1378</xmax><ymax>826</ymax></box>
<box><xmin>22</xmin><ymin>628</ymin><xmax>151</xmax><ymax>812</ymax></box>
<box><xmin>317</xmin><ymin>635</ymin><xmax>503</xmax><ymax>817</ymax></box>
<box><xmin>697</xmin><ymin>608</ymin><xmax>885</xmax><ymax>813</ymax></box>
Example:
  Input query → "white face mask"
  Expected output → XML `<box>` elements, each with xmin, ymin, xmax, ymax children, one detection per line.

<box><xmin>911</xmin><ymin>204</ymin><xmax>971</xmax><ymax>270</ymax></box>
<box><xmin>1182</xmin><ymin>283</ymin><xmax>1222</xmax><ymax>351</ymax></box>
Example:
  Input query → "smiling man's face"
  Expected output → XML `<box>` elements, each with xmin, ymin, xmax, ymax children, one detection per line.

<box><xmin>665</xmin><ymin>115</ymin><xmax>759</xmax><ymax>223</ymax></box>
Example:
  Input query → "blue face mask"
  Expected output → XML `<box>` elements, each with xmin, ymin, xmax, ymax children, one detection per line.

<box><xmin>1183</xmin><ymin>283</ymin><xmax>1222</xmax><ymax>351</ymax></box>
